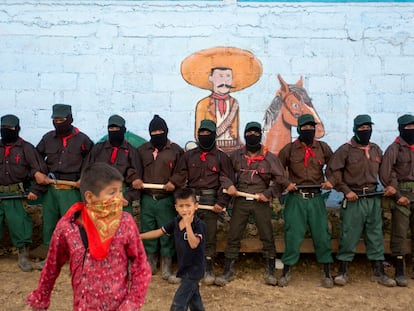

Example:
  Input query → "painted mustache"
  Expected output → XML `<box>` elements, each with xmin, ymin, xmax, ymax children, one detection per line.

<box><xmin>217</xmin><ymin>84</ymin><xmax>235</xmax><ymax>88</ymax></box>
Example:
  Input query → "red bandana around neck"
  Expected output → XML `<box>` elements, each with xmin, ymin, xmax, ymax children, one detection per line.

<box><xmin>212</xmin><ymin>93</ymin><xmax>230</xmax><ymax>117</ymax></box>
<box><xmin>110</xmin><ymin>147</ymin><xmax>119</xmax><ymax>164</ymax></box>
<box><xmin>244</xmin><ymin>148</ymin><xmax>267</xmax><ymax>167</ymax></box>
<box><xmin>301</xmin><ymin>145</ymin><xmax>316</xmax><ymax>167</ymax></box>
<box><xmin>395</xmin><ymin>137</ymin><xmax>414</xmax><ymax>151</ymax></box>
<box><xmin>200</xmin><ymin>151</ymin><xmax>208</xmax><ymax>162</ymax></box>
<box><xmin>64</xmin><ymin>195</ymin><xmax>123</xmax><ymax>260</ymax></box>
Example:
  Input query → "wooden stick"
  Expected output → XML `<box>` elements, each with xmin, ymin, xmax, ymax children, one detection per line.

<box><xmin>143</xmin><ymin>183</ymin><xmax>165</xmax><ymax>190</ymax></box>
<box><xmin>223</xmin><ymin>189</ymin><xmax>259</xmax><ymax>200</ymax></box>
<box><xmin>198</xmin><ymin>204</ymin><xmax>226</xmax><ymax>212</ymax></box>
<box><xmin>49</xmin><ymin>179</ymin><xmax>78</xmax><ymax>187</ymax></box>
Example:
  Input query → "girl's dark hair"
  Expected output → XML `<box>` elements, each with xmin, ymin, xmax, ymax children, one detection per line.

<box><xmin>80</xmin><ymin>163</ymin><xmax>123</xmax><ymax>199</ymax></box>
<box><xmin>174</xmin><ymin>188</ymin><xmax>196</xmax><ymax>202</ymax></box>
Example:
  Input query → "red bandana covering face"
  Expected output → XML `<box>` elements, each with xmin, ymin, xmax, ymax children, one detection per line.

<box><xmin>83</xmin><ymin>194</ymin><xmax>123</xmax><ymax>260</ymax></box>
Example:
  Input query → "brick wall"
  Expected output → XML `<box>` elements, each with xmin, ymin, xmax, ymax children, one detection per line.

<box><xmin>0</xmin><ymin>1</ymin><xmax>413</xmax><ymax>151</ymax></box>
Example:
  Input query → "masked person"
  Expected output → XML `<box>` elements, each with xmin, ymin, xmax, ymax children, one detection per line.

<box><xmin>135</xmin><ymin>115</ymin><xmax>184</xmax><ymax>283</ymax></box>
<box><xmin>84</xmin><ymin>115</ymin><xmax>141</xmax><ymax>214</ymax></box>
<box><xmin>380</xmin><ymin>114</ymin><xmax>414</xmax><ymax>286</ymax></box>
<box><xmin>326</xmin><ymin>114</ymin><xmax>396</xmax><ymax>287</ymax></box>
<box><xmin>215</xmin><ymin>122</ymin><xmax>291</xmax><ymax>287</ymax></box>
<box><xmin>0</xmin><ymin>115</ymin><xmax>48</xmax><ymax>271</ymax></box>
<box><xmin>278</xmin><ymin>114</ymin><xmax>334</xmax><ymax>288</ymax></box>
<box><xmin>34</xmin><ymin>104</ymin><xmax>93</xmax><ymax>265</ymax></box>
<box><xmin>170</xmin><ymin>119</ymin><xmax>233</xmax><ymax>286</ymax></box>
<box><xmin>27</xmin><ymin>163</ymin><xmax>151</xmax><ymax>310</ymax></box>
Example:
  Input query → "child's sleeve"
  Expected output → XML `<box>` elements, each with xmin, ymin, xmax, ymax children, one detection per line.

<box><xmin>26</xmin><ymin>221</ymin><xmax>70</xmax><ymax>310</ymax></box>
<box><xmin>119</xmin><ymin>214</ymin><xmax>152</xmax><ymax>311</ymax></box>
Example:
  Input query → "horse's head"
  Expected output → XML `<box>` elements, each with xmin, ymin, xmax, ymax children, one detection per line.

<box><xmin>277</xmin><ymin>74</ymin><xmax>325</xmax><ymax>138</ymax></box>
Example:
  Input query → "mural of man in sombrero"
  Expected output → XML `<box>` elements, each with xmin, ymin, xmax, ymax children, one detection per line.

<box><xmin>181</xmin><ymin>47</ymin><xmax>262</xmax><ymax>154</ymax></box>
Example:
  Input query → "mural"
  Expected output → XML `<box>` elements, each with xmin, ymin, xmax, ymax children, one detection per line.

<box><xmin>181</xmin><ymin>47</ymin><xmax>262</xmax><ymax>153</ymax></box>
<box><xmin>262</xmin><ymin>74</ymin><xmax>325</xmax><ymax>155</ymax></box>
<box><xmin>181</xmin><ymin>47</ymin><xmax>324</xmax><ymax>156</ymax></box>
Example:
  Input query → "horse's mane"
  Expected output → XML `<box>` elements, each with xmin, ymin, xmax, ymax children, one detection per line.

<box><xmin>262</xmin><ymin>93</ymin><xmax>282</xmax><ymax>135</ymax></box>
<box><xmin>289</xmin><ymin>85</ymin><xmax>314</xmax><ymax>108</ymax></box>
<box><xmin>263</xmin><ymin>84</ymin><xmax>314</xmax><ymax>134</ymax></box>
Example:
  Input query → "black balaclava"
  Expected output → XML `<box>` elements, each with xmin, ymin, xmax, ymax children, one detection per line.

<box><xmin>354</xmin><ymin>127</ymin><xmax>372</xmax><ymax>146</ymax></box>
<box><xmin>1</xmin><ymin>126</ymin><xmax>20</xmax><ymax>144</ymax></box>
<box><xmin>245</xmin><ymin>127</ymin><xmax>262</xmax><ymax>153</ymax></box>
<box><xmin>198</xmin><ymin>131</ymin><xmax>216</xmax><ymax>151</ymax></box>
<box><xmin>108</xmin><ymin>127</ymin><xmax>126</xmax><ymax>147</ymax></box>
<box><xmin>299</xmin><ymin>129</ymin><xmax>315</xmax><ymax>146</ymax></box>
<box><xmin>399</xmin><ymin>124</ymin><xmax>414</xmax><ymax>145</ymax></box>
<box><xmin>54</xmin><ymin>114</ymin><xmax>74</xmax><ymax>136</ymax></box>
<box><xmin>149</xmin><ymin>115</ymin><xmax>168</xmax><ymax>150</ymax></box>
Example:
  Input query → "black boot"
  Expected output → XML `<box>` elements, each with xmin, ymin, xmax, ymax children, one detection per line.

<box><xmin>393</xmin><ymin>256</ymin><xmax>407</xmax><ymax>287</ymax></box>
<box><xmin>147</xmin><ymin>253</ymin><xmax>158</xmax><ymax>275</ymax></box>
<box><xmin>264</xmin><ymin>258</ymin><xmax>278</xmax><ymax>286</ymax></box>
<box><xmin>161</xmin><ymin>256</ymin><xmax>172</xmax><ymax>280</ymax></box>
<box><xmin>321</xmin><ymin>263</ymin><xmax>334</xmax><ymax>288</ymax></box>
<box><xmin>18</xmin><ymin>246</ymin><xmax>32</xmax><ymax>272</ymax></box>
<box><xmin>204</xmin><ymin>257</ymin><xmax>215</xmax><ymax>285</ymax></box>
<box><xmin>214</xmin><ymin>258</ymin><xmax>235</xmax><ymax>287</ymax></box>
<box><xmin>278</xmin><ymin>264</ymin><xmax>291</xmax><ymax>287</ymax></box>
<box><xmin>371</xmin><ymin>260</ymin><xmax>396</xmax><ymax>287</ymax></box>
<box><xmin>334</xmin><ymin>261</ymin><xmax>349</xmax><ymax>286</ymax></box>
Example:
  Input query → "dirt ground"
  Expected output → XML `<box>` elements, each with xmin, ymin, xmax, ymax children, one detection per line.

<box><xmin>1</xmin><ymin>252</ymin><xmax>414</xmax><ymax>311</ymax></box>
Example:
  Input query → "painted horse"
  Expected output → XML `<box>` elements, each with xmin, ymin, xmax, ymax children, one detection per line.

<box><xmin>263</xmin><ymin>74</ymin><xmax>324</xmax><ymax>155</ymax></box>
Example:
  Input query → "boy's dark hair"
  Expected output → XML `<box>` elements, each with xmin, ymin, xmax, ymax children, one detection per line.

<box><xmin>80</xmin><ymin>163</ymin><xmax>124</xmax><ymax>199</ymax></box>
<box><xmin>174</xmin><ymin>188</ymin><xmax>196</xmax><ymax>202</ymax></box>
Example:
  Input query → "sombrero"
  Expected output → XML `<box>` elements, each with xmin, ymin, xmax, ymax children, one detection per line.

<box><xmin>181</xmin><ymin>46</ymin><xmax>262</xmax><ymax>92</ymax></box>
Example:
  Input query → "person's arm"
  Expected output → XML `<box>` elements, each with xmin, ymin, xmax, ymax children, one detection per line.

<box><xmin>140</xmin><ymin>228</ymin><xmax>164</xmax><ymax>240</ymax></box>
<box><xmin>26</xmin><ymin>221</ymin><xmax>70</xmax><ymax>310</ymax></box>
<box><xmin>118</xmin><ymin>215</ymin><xmax>152</xmax><ymax>311</ymax></box>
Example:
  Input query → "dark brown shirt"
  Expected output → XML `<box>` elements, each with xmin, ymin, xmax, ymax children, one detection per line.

<box><xmin>85</xmin><ymin>140</ymin><xmax>142</xmax><ymax>201</ymax></box>
<box><xmin>0</xmin><ymin>138</ymin><xmax>48</xmax><ymax>195</ymax></box>
<box><xmin>326</xmin><ymin>137</ymin><xmax>382</xmax><ymax>194</ymax></box>
<box><xmin>380</xmin><ymin>136</ymin><xmax>414</xmax><ymax>199</ymax></box>
<box><xmin>137</xmin><ymin>141</ymin><xmax>184</xmax><ymax>195</ymax></box>
<box><xmin>37</xmin><ymin>127</ymin><xmax>93</xmax><ymax>180</ymax></box>
<box><xmin>278</xmin><ymin>139</ymin><xmax>333</xmax><ymax>185</ymax></box>
<box><xmin>228</xmin><ymin>146</ymin><xmax>290</xmax><ymax>199</ymax></box>
<box><xmin>170</xmin><ymin>146</ymin><xmax>233</xmax><ymax>207</ymax></box>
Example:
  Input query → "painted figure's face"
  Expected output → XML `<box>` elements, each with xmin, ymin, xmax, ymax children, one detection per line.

<box><xmin>209</xmin><ymin>68</ymin><xmax>233</xmax><ymax>95</ymax></box>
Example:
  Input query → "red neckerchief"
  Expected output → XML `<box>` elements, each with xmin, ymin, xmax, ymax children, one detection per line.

<box><xmin>200</xmin><ymin>151</ymin><xmax>208</xmax><ymax>162</ymax></box>
<box><xmin>347</xmin><ymin>140</ymin><xmax>370</xmax><ymax>159</ymax></box>
<box><xmin>3</xmin><ymin>138</ymin><xmax>23</xmax><ymax>157</ymax></box>
<box><xmin>110</xmin><ymin>147</ymin><xmax>118</xmax><ymax>164</ymax></box>
<box><xmin>211</xmin><ymin>92</ymin><xmax>230</xmax><ymax>117</ymax></box>
<box><xmin>61</xmin><ymin>127</ymin><xmax>79</xmax><ymax>148</ymax></box>
<box><xmin>301</xmin><ymin>144</ymin><xmax>316</xmax><ymax>167</ymax></box>
<box><xmin>152</xmin><ymin>148</ymin><xmax>158</xmax><ymax>160</ymax></box>
<box><xmin>4</xmin><ymin>145</ymin><xmax>13</xmax><ymax>157</ymax></box>
<box><xmin>64</xmin><ymin>200</ymin><xmax>122</xmax><ymax>260</ymax></box>
<box><xmin>244</xmin><ymin>148</ymin><xmax>267</xmax><ymax>167</ymax></box>
<box><xmin>395</xmin><ymin>137</ymin><xmax>414</xmax><ymax>151</ymax></box>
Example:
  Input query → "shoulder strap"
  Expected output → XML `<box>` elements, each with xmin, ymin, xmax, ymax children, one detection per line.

<box><xmin>78</xmin><ymin>224</ymin><xmax>88</xmax><ymax>249</ymax></box>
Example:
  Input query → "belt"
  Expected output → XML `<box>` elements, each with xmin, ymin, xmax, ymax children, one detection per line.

<box><xmin>194</xmin><ymin>189</ymin><xmax>217</xmax><ymax>196</ymax></box>
<box><xmin>293</xmin><ymin>189</ymin><xmax>322</xmax><ymax>199</ymax></box>
<box><xmin>0</xmin><ymin>183</ymin><xmax>24</xmax><ymax>193</ymax></box>
<box><xmin>351</xmin><ymin>187</ymin><xmax>377</xmax><ymax>196</ymax></box>
<box><xmin>50</xmin><ymin>184</ymin><xmax>75</xmax><ymax>190</ymax></box>
<box><xmin>145</xmin><ymin>193</ymin><xmax>171</xmax><ymax>200</ymax></box>
<box><xmin>399</xmin><ymin>181</ymin><xmax>414</xmax><ymax>193</ymax></box>
<box><xmin>52</xmin><ymin>172</ymin><xmax>79</xmax><ymax>182</ymax></box>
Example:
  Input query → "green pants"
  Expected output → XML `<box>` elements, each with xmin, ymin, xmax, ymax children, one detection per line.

<box><xmin>282</xmin><ymin>193</ymin><xmax>333</xmax><ymax>265</ymax></box>
<box><xmin>225</xmin><ymin>198</ymin><xmax>276</xmax><ymax>259</ymax></box>
<box><xmin>42</xmin><ymin>186</ymin><xmax>81</xmax><ymax>246</ymax></box>
<box><xmin>337</xmin><ymin>197</ymin><xmax>384</xmax><ymax>262</ymax></box>
<box><xmin>141</xmin><ymin>194</ymin><xmax>176</xmax><ymax>257</ymax></box>
<box><xmin>0</xmin><ymin>193</ymin><xmax>32</xmax><ymax>248</ymax></box>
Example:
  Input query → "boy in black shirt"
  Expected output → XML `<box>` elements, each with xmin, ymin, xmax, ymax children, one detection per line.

<box><xmin>141</xmin><ymin>188</ymin><xmax>206</xmax><ymax>311</ymax></box>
